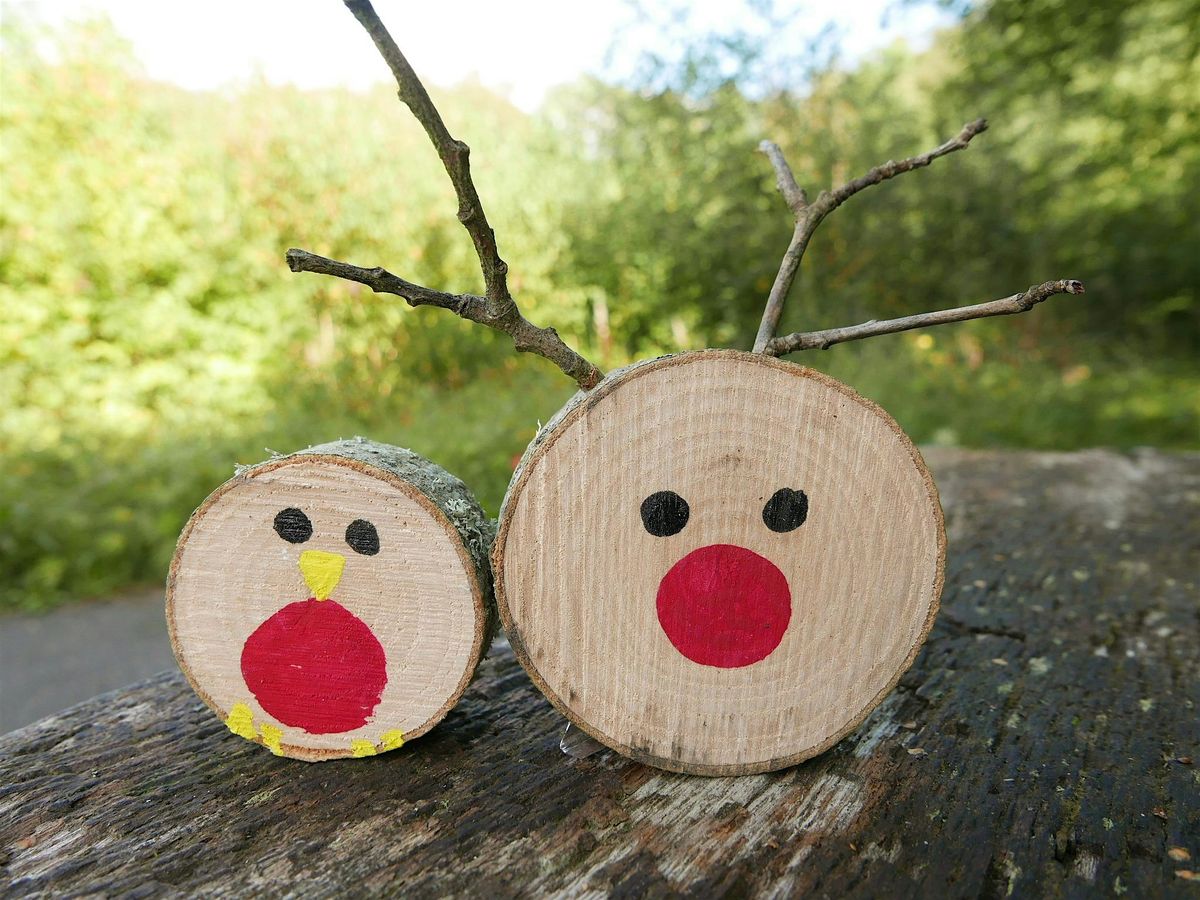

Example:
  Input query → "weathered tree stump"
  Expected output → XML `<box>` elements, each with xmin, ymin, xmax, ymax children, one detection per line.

<box><xmin>2</xmin><ymin>449</ymin><xmax>1197</xmax><ymax>897</ymax></box>
<box><xmin>493</xmin><ymin>351</ymin><xmax>945</xmax><ymax>775</ymax></box>
<box><xmin>167</xmin><ymin>438</ymin><xmax>494</xmax><ymax>761</ymax></box>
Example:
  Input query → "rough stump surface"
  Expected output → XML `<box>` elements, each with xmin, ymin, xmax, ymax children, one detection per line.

<box><xmin>2</xmin><ymin>449</ymin><xmax>1198</xmax><ymax>897</ymax></box>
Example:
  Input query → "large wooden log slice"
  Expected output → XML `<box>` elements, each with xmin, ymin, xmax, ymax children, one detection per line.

<box><xmin>494</xmin><ymin>350</ymin><xmax>945</xmax><ymax>775</ymax></box>
<box><xmin>167</xmin><ymin>438</ymin><xmax>494</xmax><ymax>761</ymax></box>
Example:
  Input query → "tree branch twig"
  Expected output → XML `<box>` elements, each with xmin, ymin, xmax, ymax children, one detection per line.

<box><xmin>287</xmin><ymin>0</ymin><xmax>601</xmax><ymax>390</ymax></box>
<box><xmin>752</xmin><ymin>119</ymin><xmax>989</xmax><ymax>353</ymax></box>
<box><xmin>286</xmin><ymin>250</ymin><xmax>464</xmax><ymax>310</ymax></box>
<box><xmin>286</xmin><ymin>250</ymin><xmax>600</xmax><ymax>388</ymax></box>
<box><xmin>759</xmin><ymin>140</ymin><xmax>807</xmax><ymax>214</ymax></box>
<box><xmin>764</xmin><ymin>279</ymin><xmax>1085</xmax><ymax>356</ymax></box>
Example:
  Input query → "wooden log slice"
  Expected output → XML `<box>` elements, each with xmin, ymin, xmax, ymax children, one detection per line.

<box><xmin>494</xmin><ymin>350</ymin><xmax>945</xmax><ymax>775</ymax></box>
<box><xmin>167</xmin><ymin>438</ymin><xmax>494</xmax><ymax>761</ymax></box>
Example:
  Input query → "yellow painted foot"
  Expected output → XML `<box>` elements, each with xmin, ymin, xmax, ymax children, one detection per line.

<box><xmin>350</xmin><ymin>730</ymin><xmax>405</xmax><ymax>758</ymax></box>
<box><xmin>351</xmin><ymin>739</ymin><xmax>377</xmax><ymax>758</ymax></box>
<box><xmin>260</xmin><ymin>723</ymin><xmax>284</xmax><ymax>756</ymax></box>
<box><xmin>226</xmin><ymin>703</ymin><xmax>285</xmax><ymax>755</ymax></box>
<box><xmin>226</xmin><ymin>703</ymin><xmax>257</xmax><ymax>740</ymax></box>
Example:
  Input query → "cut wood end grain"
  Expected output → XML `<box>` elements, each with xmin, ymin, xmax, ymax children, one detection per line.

<box><xmin>167</xmin><ymin>439</ymin><xmax>495</xmax><ymax>761</ymax></box>
<box><xmin>495</xmin><ymin>350</ymin><xmax>945</xmax><ymax>775</ymax></box>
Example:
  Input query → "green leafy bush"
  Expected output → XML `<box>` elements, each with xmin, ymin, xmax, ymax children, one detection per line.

<box><xmin>1</xmin><ymin>7</ymin><xmax>1196</xmax><ymax>611</ymax></box>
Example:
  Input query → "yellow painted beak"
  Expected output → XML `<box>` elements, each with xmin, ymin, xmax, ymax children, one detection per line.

<box><xmin>299</xmin><ymin>550</ymin><xmax>345</xmax><ymax>601</ymax></box>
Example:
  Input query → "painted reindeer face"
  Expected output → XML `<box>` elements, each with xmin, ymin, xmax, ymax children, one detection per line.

<box><xmin>494</xmin><ymin>350</ymin><xmax>944</xmax><ymax>775</ymax></box>
<box><xmin>169</xmin><ymin>452</ymin><xmax>488</xmax><ymax>761</ymax></box>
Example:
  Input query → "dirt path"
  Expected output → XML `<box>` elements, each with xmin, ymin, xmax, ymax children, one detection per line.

<box><xmin>0</xmin><ymin>588</ymin><xmax>174</xmax><ymax>733</ymax></box>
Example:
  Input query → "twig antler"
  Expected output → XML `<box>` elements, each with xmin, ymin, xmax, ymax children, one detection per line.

<box><xmin>752</xmin><ymin>119</ymin><xmax>1084</xmax><ymax>356</ymax></box>
<box><xmin>287</xmin><ymin>0</ymin><xmax>602</xmax><ymax>390</ymax></box>
<box><xmin>768</xmin><ymin>279</ymin><xmax>1085</xmax><ymax>354</ymax></box>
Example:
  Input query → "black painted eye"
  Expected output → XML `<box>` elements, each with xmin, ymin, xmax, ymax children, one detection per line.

<box><xmin>345</xmin><ymin>519</ymin><xmax>380</xmax><ymax>556</ymax></box>
<box><xmin>641</xmin><ymin>491</ymin><xmax>689</xmax><ymax>537</ymax></box>
<box><xmin>763</xmin><ymin>488</ymin><xmax>809</xmax><ymax>533</ymax></box>
<box><xmin>273</xmin><ymin>508</ymin><xmax>312</xmax><ymax>544</ymax></box>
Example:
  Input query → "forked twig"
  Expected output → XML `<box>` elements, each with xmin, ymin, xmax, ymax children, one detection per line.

<box><xmin>292</xmin><ymin>6</ymin><xmax>1081</xmax><ymax>378</ymax></box>
<box><xmin>287</xmin><ymin>0</ymin><xmax>601</xmax><ymax>389</ymax></box>
<box><xmin>753</xmin><ymin>119</ymin><xmax>1084</xmax><ymax>355</ymax></box>
<box><xmin>765</xmin><ymin>279</ymin><xmax>1085</xmax><ymax>355</ymax></box>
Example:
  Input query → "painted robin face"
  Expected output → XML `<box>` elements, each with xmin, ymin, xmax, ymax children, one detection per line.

<box><xmin>496</xmin><ymin>350</ymin><xmax>944</xmax><ymax>774</ymax></box>
<box><xmin>169</xmin><ymin>456</ymin><xmax>484</xmax><ymax>758</ymax></box>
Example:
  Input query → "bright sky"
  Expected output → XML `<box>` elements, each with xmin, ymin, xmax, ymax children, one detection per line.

<box><xmin>10</xmin><ymin>0</ymin><xmax>953</xmax><ymax>109</ymax></box>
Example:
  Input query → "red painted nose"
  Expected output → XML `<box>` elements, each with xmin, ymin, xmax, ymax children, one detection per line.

<box><xmin>656</xmin><ymin>544</ymin><xmax>791</xmax><ymax>669</ymax></box>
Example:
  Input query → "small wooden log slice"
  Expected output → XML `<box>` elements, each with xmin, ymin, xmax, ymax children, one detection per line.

<box><xmin>494</xmin><ymin>350</ymin><xmax>945</xmax><ymax>775</ymax></box>
<box><xmin>167</xmin><ymin>439</ymin><xmax>494</xmax><ymax>761</ymax></box>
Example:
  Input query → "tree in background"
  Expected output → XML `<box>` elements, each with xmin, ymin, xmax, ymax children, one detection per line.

<box><xmin>934</xmin><ymin>0</ymin><xmax>1200</xmax><ymax>356</ymax></box>
<box><xmin>1</xmin><ymin>1</ymin><xmax>1196</xmax><ymax>609</ymax></box>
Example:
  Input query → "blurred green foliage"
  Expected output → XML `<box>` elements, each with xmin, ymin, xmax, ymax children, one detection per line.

<box><xmin>2</xmin><ymin>0</ymin><xmax>1197</xmax><ymax>611</ymax></box>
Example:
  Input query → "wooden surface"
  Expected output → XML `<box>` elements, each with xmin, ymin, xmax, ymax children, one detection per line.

<box><xmin>495</xmin><ymin>351</ymin><xmax>944</xmax><ymax>774</ymax></box>
<box><xmin>168</xmin><ymin>439</ymin><xmax>494</xmax><ymax>761</ymax></box>
<box><xmin>3</xmin><ymin>449</ymin><xmax>1198</xmax><ymax>897</ymax></box>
